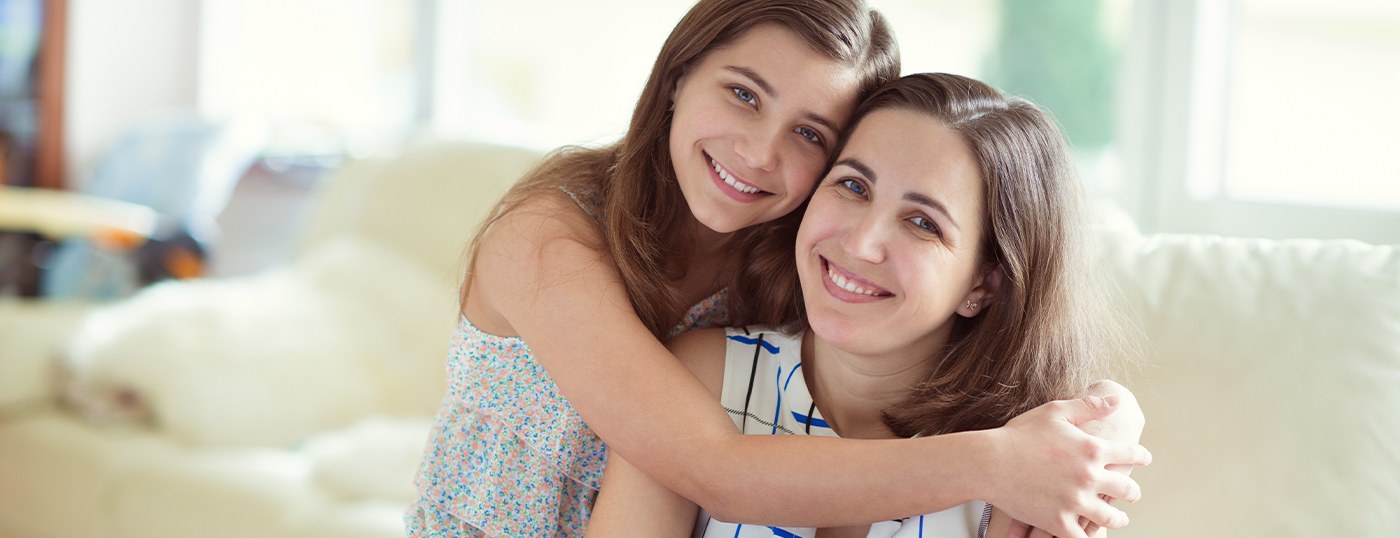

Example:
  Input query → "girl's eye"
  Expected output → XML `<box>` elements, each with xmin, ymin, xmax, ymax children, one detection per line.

<box><xmin>910</xmin><ymin>215</ymin><xmax>941</xmax><ymax>236</ymax></box>
<box><xmin>795</xmin><ymin>126</ymin><xmax>823</xmax><ymax>145</ymax></box>
<box><xmin>732</xmin><ymin>87</ymin><xmax>757</xmax><ymax>106</ymax></box>
<box><xmin>838</xmin><ymin>178</ymin><xmax>868</xmax><ymax>198</ymax></box>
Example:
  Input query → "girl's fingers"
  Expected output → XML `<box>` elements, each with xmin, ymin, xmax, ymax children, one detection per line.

<box><xmin>1097</xmin><ymin>470</ymin><xmax>1142</xmax><ymax>504</ymax></box>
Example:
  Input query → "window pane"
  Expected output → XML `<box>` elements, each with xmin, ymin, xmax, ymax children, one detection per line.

<box><xmin>1224</xmin><ymin>0</ymin><xmax>1400</xmax><ymax>210</ymax></box>
<box><xmin>199</xmin><ymin>0</ymin><xmax>418</xmax><ymax>155</ymax></box>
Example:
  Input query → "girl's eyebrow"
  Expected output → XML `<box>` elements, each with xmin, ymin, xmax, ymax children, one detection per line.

<box><xmin>834</xmin><ymin>157</ymin><xmax>960</xmax><ymax>230</ymax></box>
<box><xmin>725</xmin><ymin>65</ymin><xmax>775</xmax><ymax>96</ymax></box>
<box><xmin>725</xmin><ymin>65</ymin><xmax>839</xmax><ymax>135</ymax></box>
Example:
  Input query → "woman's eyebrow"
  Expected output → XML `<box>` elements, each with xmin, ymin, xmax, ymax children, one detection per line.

<box><xmin>726</xmin><ymin>65</ymin><xmax>839</xmax><ymax>134</ymax></box>
<box><xmin>834</xmin><ymin>158</ymin><xmax>877</xmax><ymax>180</ymax></box>
<box><xmin>837</xmin><ymin>157</ymin><xmax>961</xmax><ymax>230</ymax></box>
<box><xmin>903</xmin><ymin>191</ymin><xmax>959</xmax><ymax>231</ymax></box>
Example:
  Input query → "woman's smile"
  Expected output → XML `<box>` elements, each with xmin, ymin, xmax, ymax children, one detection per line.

<box><xmin>821</xmin><ymin>256</ymin><xmax>893</xmax><ymax>302</ymax></box>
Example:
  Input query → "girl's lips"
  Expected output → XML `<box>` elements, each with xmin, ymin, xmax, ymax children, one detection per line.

<box><xmin>706</xmin><ymin>152</ymin><xmax>770</xmax><ymax>202</ymax></box>
<box><xmin>820</xmin><ymin>256</ymin><xmax>892</xmax><ymax>303</ymax></box>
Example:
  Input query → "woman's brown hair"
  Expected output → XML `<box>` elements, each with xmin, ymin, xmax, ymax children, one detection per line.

<box><xmin>462</xmin><ymin>0</ymin><xmax>899</xmax><ymax>338</ymax></box>
<box><xmin>805</xmin><ymin>73</ymin><xmax>1130</xmax><ymax>437</ymax></box>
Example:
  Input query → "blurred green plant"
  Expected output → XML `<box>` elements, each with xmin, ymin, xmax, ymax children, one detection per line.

<box><xmin>985</xmin><ymin>0</ymin><xmax>1117</xmax><ymax>151</ymax></box>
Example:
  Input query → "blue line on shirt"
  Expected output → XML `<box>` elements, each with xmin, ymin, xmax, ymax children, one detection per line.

<box><xmin>771</xmin><ymin>365</ymin><xmax>783</xmax><ymax>434</ymax></box>
<box><xmin>767</xmin><ymin>526</ymin><xmax>803</xmax><ymax>538</ymax></box>
<box><xmin>726</xmin><ymin>335</ymin><xmax>780</xmax><ymax>355</ymax></box>
<box><xmin>783</xmin><ymin>362</ymin><xmax>801</xmax><ymax>391</ymax></box>
<box><xmin>790</xmin><ymin>410</ymin><xmax>830</xmax><ymax>429</ymax></box>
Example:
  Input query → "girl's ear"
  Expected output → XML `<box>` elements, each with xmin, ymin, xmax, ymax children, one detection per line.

<box><xmin>957</xmin><ymin>264</ymin><xmax>1004</xmax><ymax>318</ymax></box>
<box><xmin>670</xmin><ymin>69</ymin><xmax>689</xmax><ymax>106</ymax></box>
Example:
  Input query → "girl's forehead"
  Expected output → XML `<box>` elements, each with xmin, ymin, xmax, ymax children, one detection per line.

<box><xmin>694</xmin><ymin>25</ymin><xmax>862</xmax><ymax>119</ymax></box>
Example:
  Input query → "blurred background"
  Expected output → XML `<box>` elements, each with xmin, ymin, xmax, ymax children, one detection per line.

<box><xmin>1</xmin><ymin>3</ymin><xmax>1397</xmax><ymax>536</ymax></box>
<box><xmin>1</xmin><ymin>0</ymin><xmax>1398</xmax><ymax>294</ymax></box>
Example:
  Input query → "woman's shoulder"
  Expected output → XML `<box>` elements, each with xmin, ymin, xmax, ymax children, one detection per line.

<box><xmin>667</xmin><ymin>326</ymin><xmax>804</xmax><ymax>398</ymax></box>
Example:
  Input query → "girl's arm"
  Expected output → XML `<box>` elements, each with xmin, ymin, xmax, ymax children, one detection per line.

<box><xmin>987</xmin><ymin>380</ymin><xmax>1147</xmax><ymax>538</ymax></box>
<box><xmin>587</xmin><ymin>329</ymin><xmax>727</xmax><ymax>536</ymax></box>
<box><xmin>589</xmin><ymin>453</ymin><xmax>700</xmax><ymax>537</ymax></box>
<box><xmin>472</xmin><ymin>194</ymin><xmax>1149</xmax><ymax>537</ymax></box>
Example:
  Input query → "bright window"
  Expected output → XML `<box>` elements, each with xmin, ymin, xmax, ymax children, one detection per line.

<box><xmin>198</xmin><ymin>0</ymin><xmax>419</xmax><ymax>156</ymax></box>
<box><xmin>1127</xmin><ymin>0</ymin><xmax>1400</xmax><ymax>243</ymax></box>
<box><xmin>1220</xmin><ymin>0</ymin><xmax>1400</xmax><ymax>210</ymax></box>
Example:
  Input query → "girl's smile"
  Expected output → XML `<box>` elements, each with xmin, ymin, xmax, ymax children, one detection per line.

<box><xmin>706</xmin><ymin>152</ymin><xmax>769</xmax><ymax>201</ymax></box>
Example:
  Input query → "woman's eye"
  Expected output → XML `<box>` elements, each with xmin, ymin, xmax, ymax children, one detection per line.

<box><xmin>838</xmin><ymin>178</ymin><xmax>868</xmax><ymax>198</ymax></box>
<box><xmin>910</xmin><ymin>216</ymin><xmax>941</xmax><ymax>236</ymax></box>
<box><xmin>795</xmin><ymin>127</ymin><xmax>823</xmax><ymax>145</ymax></box>
<box><xmin>732</xmin><ymin>87</ymin><xmax>757</xmax><ymax>106</ymax></box>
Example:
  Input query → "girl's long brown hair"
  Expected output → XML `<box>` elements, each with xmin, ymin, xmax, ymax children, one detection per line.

<box><xmin>462</xmin><ymin>0</ymin><xmax>898</xmax><ymax>338</ymax></box>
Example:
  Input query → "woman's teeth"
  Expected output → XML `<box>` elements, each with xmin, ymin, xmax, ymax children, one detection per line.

<box><xmin>828</xmin><ymin>265</ymin><xmax>881</xmax><ymax>296</ymax></box>
<box><xmin>713</xmin><ymin>159</ymin><xmax>761</xmax><ymax>194</ymax></box>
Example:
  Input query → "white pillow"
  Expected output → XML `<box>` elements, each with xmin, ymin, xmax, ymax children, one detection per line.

<box><xmin>58</xmin><ymin>237</ymin><xmax>455</xmax><ymax>446</ymax></box>
<box><xmin>1101</xmin><ymin>232</ymin><xmax>1400</xmax><ymax>537</ymax></box>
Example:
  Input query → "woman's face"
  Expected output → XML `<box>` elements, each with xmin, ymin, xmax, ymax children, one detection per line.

<box><xmin>669</xmin><ymin>24</ymin><xmax>861</xmax><ymax>235</ymax></box>
<box><xmin>796</xmin><ymin>107</ymin><xmax>992</xmax><ymax>359</ymax></box>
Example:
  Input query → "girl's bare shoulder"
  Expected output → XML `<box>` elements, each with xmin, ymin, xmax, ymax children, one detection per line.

<box><xmin>469</xmin><ymin>188</ymin><xmax>619</xmax><ymax>322</ymax></box>
<box><xmin>481</xmin><ymin>188</ymin><xmax>604</xmax><ymax>248</ymax></box>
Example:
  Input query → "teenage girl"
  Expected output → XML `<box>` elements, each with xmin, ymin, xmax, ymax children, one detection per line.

<box><xmin>407</xmin><ymin>2</ymin><xmax>1150</xmax><ymax>536</ymax></box>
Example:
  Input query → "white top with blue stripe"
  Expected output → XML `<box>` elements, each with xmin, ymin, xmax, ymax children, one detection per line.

<box><xmin>693</xmin><ymin>326</ymin><xmax>991</xmax><ymax>538</ymax></box>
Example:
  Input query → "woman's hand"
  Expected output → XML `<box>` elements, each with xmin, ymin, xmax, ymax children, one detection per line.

<box><xmin>983</xmin><ymin>391</ymin><xmax>1151</xmax><ymax>538</ymax></box>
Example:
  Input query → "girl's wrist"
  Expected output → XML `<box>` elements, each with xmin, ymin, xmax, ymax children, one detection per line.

<box><xmin>914</xmin><ymin>429</ymin><xmax>1001</xmax><ymax>506</ymax></box>
<box><xmin>960</xmin><ymin>428</ymin><xmax>1004</xmax><ymax>504</ymax></box>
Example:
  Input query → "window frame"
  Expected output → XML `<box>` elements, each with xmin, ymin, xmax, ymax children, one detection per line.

<box><xmin>1120</xmin><ymin>0</ymin><xmax>1400</xmax><ymax>244</ymax></box>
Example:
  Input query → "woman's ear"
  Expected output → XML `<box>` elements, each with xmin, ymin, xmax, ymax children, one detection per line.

<box><xmin>957</xmin><ymin>264</ymin><xmax>1004</xmax><ymax>318</ymax></box>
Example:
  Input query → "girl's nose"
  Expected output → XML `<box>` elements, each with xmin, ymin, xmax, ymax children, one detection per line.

<box><xmin>735</xmin><ymin>123</ymin><xmax>781</xmax><ymax>172</ymax></box>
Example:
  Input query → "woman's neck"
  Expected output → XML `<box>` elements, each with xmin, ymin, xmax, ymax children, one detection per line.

<box><xmin>800</xmin><ymin>330</ymin><xmax>940</xmax><ymax>440</ymax></box>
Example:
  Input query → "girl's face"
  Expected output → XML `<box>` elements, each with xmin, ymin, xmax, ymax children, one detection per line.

<box><xmin>796</xmin><ymin>108</ymin><xmax>994</xmax><ymax>359</ymax></box>
<box><xmin>669</xmin><ymin>24</ymin><xmax>861</xmax><ymax>235</ymax></box>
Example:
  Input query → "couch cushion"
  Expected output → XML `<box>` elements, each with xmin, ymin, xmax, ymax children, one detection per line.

<box><xmin>297</xmin><ymin>140</ymin><xmax>544</xmax><ymax>285</ymax></box>
<box><xmin>1102</xmin><ymin>232</ymin><xmax>1400</xmax><ymax>537</ymax></box>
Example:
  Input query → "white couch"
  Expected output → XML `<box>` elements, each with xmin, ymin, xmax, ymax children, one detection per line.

<box><xmin>1</xmin><ymin>140</ymin><xmax>1397</xmax><ymax>538</ymax></box>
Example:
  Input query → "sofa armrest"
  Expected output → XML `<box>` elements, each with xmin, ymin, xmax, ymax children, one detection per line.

<box><xmin>0</xmin><ymin>299</ymin><xmax>91</xmax><ymax>411</ymax></box>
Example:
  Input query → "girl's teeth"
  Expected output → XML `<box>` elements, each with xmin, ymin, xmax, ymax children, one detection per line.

<box><xmin>827</xmin><ymin>265</ymin><xmax>879</xmax><ymax>296</ymax></box>
<box><xmin>712</xmin><ymin>159</ymin><xmax>760</xmax><ymax>194</ymax></box>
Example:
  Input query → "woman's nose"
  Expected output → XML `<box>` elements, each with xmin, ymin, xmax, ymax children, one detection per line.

<box><xmin>840</xmin><ymin>212</ymin><xmax>886</xmax><ymax>264</ymax></box>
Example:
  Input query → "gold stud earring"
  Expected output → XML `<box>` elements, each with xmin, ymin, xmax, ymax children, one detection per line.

<box><xmin>965</xmin><ymin>301</ymin><xmax>978</xmax><ymax>311</ymax></box>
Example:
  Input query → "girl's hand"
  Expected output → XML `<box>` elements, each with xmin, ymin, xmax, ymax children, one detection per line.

<box><xmin>984</xmin><ymin>393</ymin><xmax>1152</xmax><ymax>538</ymax></box>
